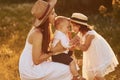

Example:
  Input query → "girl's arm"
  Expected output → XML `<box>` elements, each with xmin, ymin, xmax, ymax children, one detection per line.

<box><xmin>78</xmin><ymin>34</ymin><xmax>95</xmax><ymax>51</ymax></box>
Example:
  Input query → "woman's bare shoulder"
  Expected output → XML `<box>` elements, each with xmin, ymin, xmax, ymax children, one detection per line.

<box><xmin>31</xmin><ymin>28</ymin><xmax>43</xmax><ymax>38</ymax></box>
<box><xmin>28</xmin><ymin>28</ymin><xmax>43</xmax><ymax>44</ymax></box>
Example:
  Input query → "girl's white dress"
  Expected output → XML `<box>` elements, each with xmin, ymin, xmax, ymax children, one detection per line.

<box><xmin>80</xmin><ymin>30</ymin><xmax>119</xmax><ymax>80</ymax></box>
<box><xmin>19</xmin><ymin>34</ymin><xmax>72</xmax><ymax>80</ymax></box>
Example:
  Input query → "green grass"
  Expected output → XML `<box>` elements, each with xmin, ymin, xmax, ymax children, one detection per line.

<box><xmin>0</xmin><ymin>3</ymin><xmax>120</xmax><ymax>80</ymax></box>
<box><xmin>0</xmin><ymin>3</ymin><xmax>33</xmax><ymax>80</ymax></box>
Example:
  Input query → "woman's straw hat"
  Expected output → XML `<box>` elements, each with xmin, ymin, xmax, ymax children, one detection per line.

<box><xmin>70</xmin><ymin>13</ymin><xmax>89</xmax><ymax>26</ymax></box>
<box><xmin>31</xmin><ymin>0</ymin><xmax>57</xmax><ymax>27</ymax></box>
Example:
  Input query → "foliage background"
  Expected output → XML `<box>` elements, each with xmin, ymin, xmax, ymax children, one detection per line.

<box><xmin>0</xmin><ymin>0</ymin><xmax>120</xmax><ymax>80</ymax></box>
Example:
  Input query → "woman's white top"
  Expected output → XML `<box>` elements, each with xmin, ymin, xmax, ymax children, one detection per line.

<box><xmin>19</xmin><ymin>30</ymin><xmax>72</xmax><ymax>80</ymax></box>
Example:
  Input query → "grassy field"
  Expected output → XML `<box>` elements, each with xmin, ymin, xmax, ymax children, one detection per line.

<box><xmin>0</xmin><ymin>3</ymin><xmax>120</xmax><ymax>80</ymax></box>
<box><xmin>0</xmin><ymin>3</ymin><xmax>33</xmax><ymax>80</ymax></box>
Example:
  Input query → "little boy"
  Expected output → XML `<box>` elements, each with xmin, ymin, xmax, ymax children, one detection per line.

<box><xmin>51</xmin><ymin>16</ymin><xmax>85</xmax><ymax>80</ymax></box>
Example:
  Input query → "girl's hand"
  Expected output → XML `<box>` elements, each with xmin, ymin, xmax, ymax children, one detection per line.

<box><xmin>69</xmin><ymin>45</ymin><xmax>76</xmax><ymax>51</ymax></box>
<box><xmin>70</xmin><ymin>35</ymin><xmax>80</xmax><ymax>45</ymax></box>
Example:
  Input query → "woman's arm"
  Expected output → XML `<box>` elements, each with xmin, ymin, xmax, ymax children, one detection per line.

<box><xmin>78</xmin><ymin>34</ymin><xmax>95</xmax><ymax>51</ymax></box>
<box><xmin>51</xmin><ymin>41</ymin><xmax>67</xmax><ymax>53</ymax></box>
<box><xmin>32</xmin><ymin>31</ymin><xmax>53</xmax><ymax>65</ymax></box>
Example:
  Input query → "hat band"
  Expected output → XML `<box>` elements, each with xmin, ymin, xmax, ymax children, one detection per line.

<box><xmin>71</xmin><ymin>17</ymin><xmax>88</xmax><ymax>23</ymax></box>
<box><xmin>39</xmin><ymin>4</ymin><xmax>50</xmax><ymax>20</ymax></box>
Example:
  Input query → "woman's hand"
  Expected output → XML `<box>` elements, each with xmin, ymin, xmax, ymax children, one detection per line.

<box><xmin>46</xmin><ymin>51</ymin><xmax>54</xmax><ymax>56</ymax></box>
<box><xmin>51</xmin><ymin>41</ymin><xmax>67</xmax><ymax>54</ymax></box>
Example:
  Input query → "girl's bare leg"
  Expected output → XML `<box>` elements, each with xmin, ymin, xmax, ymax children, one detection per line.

<box><xmin>70</xmin><ymin>61</ymin><xmax>86</xmax><ymax>80</ymax></box>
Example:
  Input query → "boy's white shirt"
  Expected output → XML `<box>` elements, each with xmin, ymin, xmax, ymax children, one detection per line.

<box><xmin>52</xmin><ymin>30</ymin><xmax>70</xmax><ymax>54</ymax></box>
<box><xmin>52</xmin><ymin>30</ymin><xmax>80</xmax><ymax>70</ymax></box>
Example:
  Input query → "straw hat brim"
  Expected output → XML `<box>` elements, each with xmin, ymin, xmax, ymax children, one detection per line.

<box><xmin>70</xmin><ymin>19</ymin><xmax>89</xmax><ymax>26</ymax></box>
<box><xmin>34</xmin><ymin>0</ymin><xmax>57</xmax><ymax>27</ymax></box>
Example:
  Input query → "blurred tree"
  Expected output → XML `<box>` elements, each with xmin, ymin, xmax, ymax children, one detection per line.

<box><xmin>0</xmin><ymin>0</ymin><xmax>36</xmax><ymax>3</ymax></box>
<box><xmin>0</xmin><ymin>0</ymin><xmax>113</xmax><ymax>15</ymax></box>
<box><xmin>55</xmin><ymin>0</ymin><xmax>113</xmax><ymax>16</ymax></box>
<box><xmin>112</xmin><ymin>0</ymin><xmax>120</xmax><ymax>24</ymax></box>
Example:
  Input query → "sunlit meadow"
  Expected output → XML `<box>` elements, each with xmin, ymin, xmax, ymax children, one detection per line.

<box><xmin>0</xmin><ymin>1</ymin><xmax>120</xmax><ymax>80</ymax></box>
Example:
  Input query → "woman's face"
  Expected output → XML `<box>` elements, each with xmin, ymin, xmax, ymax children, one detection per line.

<box><xmin>71</xmin><ymin>22</ymin><xmax>80</xmax><ymax>33</ymax></box>
<box><xmin>49</xmin><ymin>9</ymin><xmax>57</xmax><ymax>25</ymax></box>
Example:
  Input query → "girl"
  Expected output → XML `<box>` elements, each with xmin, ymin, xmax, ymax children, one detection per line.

<box><xmin>70</xmin><ymin>13</ymin><xmax>119</xmax><ymax>80</ymax></box>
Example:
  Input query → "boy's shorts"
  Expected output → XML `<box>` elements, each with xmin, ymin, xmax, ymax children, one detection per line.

<box><xmin>52</xmin><ymin>51</ymin><xmax>73</xmax><ymax>65</ymax></box>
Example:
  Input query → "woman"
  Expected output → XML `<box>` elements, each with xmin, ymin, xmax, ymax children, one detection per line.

<box><xmin>19</xmin><ymin>0</ymin><xmax>72</xmax><ymax>80</ymax></box>
<box><xmin>70</xmin><ymin>13</ymin><xmax>119</xmax><ymax>80</ymax></box>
